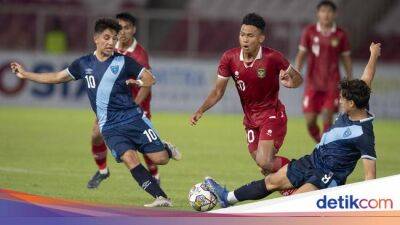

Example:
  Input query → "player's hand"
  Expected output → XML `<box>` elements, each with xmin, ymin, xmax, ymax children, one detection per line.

<box><xmin>125</xmin><ymin>79</ymin><xmax>143</xmax><ymax>86</ymax></box>
<box><xmin>10</xmin><ymin>62</ymin><xmax>26</xmax><ymax>79</ymax></box>
<box><xmin>279</xmin><ymin>69</ymin><xmax>293</xmax><ymax>87</ymax></box>
<box><xmin>370</xmin><ymin>42</ymin><xmax>381</xmax><ymax>57</ymax></box>
<box><xmin>190</xmin><ymin>111</ymin><xmax>203</xmax><ymax>126</ymax></box>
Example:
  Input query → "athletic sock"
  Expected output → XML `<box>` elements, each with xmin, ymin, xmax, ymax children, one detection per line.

<box><xmin>227</xmin><ymin>191</ymin><xmax>239</xmax><ymax>204</ymax></box>
<box><xmin>99</xmin><ymin>168</ymin><xmax>109</xmax><ymax>175</ymax></box>
<box><xmin>143</xmin><ymin>154</ymin><xmax>159</xmax><ymax>177</ymax></box>
<box><xmin>130</xmin><ymin>164</ymin><xmax>167</xmax><ymax>199</ymax></box>
<box><xmin>307</xmin><ymin>124</ymin><xmax>321</xmax><ymax>143</ymax></box>
<box><xmin>233</xmin><ymin>179</ymin><xmax>271</xmax><ymax>201</ymax></box>
<box><xmin>271</xmin><ymin>156</ymin><xmax>290</xmax><ymax>173</ymax></box>
<box><xmin>92</xmin><ymin>142</ymin><xmax>107</xmax><ymax>170</ymax></box>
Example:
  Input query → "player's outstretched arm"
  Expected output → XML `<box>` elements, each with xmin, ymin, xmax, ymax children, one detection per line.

<box><xmin>190</xmin><ymin>77</ymin><xmax>229</xmax><ymax>126</ymax></box>
<box><xmin>279</xmin><ymin>66</ymin><xmax>303</xmax><ymax>88</ymax></box>
<box><xmin>10</xmin><ymin>62</ymin><xmax>73</xmax><ymax>84</ymax></box>
<box><xmin>361</xmin><ymin>42</ymin><xmax>381</xmax><ymax>88</ymax></box>
<box><xmin>362</xmin><ymin>158</ymin><xmax>376</xmax><ymax>180</ymax></box>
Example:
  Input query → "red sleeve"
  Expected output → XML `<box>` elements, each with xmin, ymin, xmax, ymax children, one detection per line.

<box><xmin>299</xmin><ymin>27</ymin><xmax>310</xmax><ymax>52</ymax></box>
<box><xmin>340</xmin><ymin>31</ymin><xmax>351</xmax><ymax>55</ymax></box>
<box><xmin>141</xmin><ymin>49</ymin><xmax>151</xmax><ymax>70</ymax></box>
<box><xmin>275</xmin><ymin>52</ymin><xmax>290</xmax><ymax>71</ymax></box>
<box><xmin>217</xmin><ymin>52</ymin><xmax>232</xmax><ymax>78</ymax></box>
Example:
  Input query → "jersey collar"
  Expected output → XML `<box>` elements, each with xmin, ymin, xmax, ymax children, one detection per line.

<box><xmin>116</xmin><ymin>38</ymin><xmax>137</xmax><ymax>53</ymax></box>
<box><xmin>347</xmin><ymin>110</ymin><xmax>375</xmax><ymax>123</ymax></box>
<box><xmin>316</xmin><ymin>22</ymin><xmax>337</xmax><ymax>35</ymax></box>
<box><xmin>240</xmin><ymin>46</ymin><xmax>262</xmax><ymax>68</ymax></box>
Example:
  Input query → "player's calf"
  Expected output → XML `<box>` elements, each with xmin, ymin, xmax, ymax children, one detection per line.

<box><xmin>122</xmin><ymin>150</ymin><xmax>170</xmax><ymax>204</ymax></box>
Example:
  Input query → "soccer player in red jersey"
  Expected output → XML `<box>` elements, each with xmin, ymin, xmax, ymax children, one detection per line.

<box><xmin>190</xmin><ymin>13</ymin><xmax>303</xmax><ymax>176</ymax></box>
<box><xmin>295</xmin><ymin>1</ymin><xmax>352</xmax><ymax>143</ymax></box>
<box><xmin>87</xmin><ymin>13</ymin><xmax>160</xmax><ymax>189</ymax></box>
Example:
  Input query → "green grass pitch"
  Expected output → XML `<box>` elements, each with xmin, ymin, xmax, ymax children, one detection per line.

<box><xmin>0</xmin><ymin>107</ymin><xmax>398</xmax><ymax>210</ymax></box>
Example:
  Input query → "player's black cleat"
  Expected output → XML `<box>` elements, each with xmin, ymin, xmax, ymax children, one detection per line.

<box><xmin>87</xmin><ymin>170</ymin><xmax>110</xmax><ymax>189</ymax></box>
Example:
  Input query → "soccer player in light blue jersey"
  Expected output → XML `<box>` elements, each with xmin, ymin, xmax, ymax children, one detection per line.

<box><xmin>10</xmin><ymin>18</ymin><xmax>181</xmax><ymax>207</ymax></box>
<box><xmin>204</xmin><ymin>42</ymin><xmax>381</xmax><ymax>208</ymax></box>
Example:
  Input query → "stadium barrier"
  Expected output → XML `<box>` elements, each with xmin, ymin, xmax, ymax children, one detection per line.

<box><xmin>0</xmin><ymin>52</ymin><xmax>399</xmax><ymax>118</ymax></box>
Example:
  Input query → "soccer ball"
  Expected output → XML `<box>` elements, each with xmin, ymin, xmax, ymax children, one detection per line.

<box><xmin>188</xmin><ymin>182</ymin><xmax>217</xmax><ymax>212</ymax></box>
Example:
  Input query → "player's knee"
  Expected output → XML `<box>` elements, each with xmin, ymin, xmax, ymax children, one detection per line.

<box><xmin>257</xmin><ymin>159</ymin><xmax>274</xmax><ymax>173</ymax></box>
<box><xmin>91</xmin><ymin>126</ymin><xmax>103</xmax><ymax>145</ymax></box>
<box><xmin>265</xmin><ymin>175</ymin><xmax>279</xmax><ymax>191</ymax></box>
<box><xmin>306</xmin><ymin>120</ymin><xmax>317</xmax><ymax>128</ymax></box>
<box><xmin>147</xmin><ymin>152</ymin><xmax>169</xmax><ymax>165</ymax></box>
<box><xmin>121</xmin><ymin>151</ymin><xmax>140</xmax><ymax>169</ymax></box>
<box><xmin>91</xmin><ymin>133</ymin><xmax>104</xmax><ymax>145</ymax></box>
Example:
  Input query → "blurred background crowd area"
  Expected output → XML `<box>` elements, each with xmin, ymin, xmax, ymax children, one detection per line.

<box><xmin>0</xmin><ymin>0</ymin><xmax>399</xmax><ymax>60</ymax></box>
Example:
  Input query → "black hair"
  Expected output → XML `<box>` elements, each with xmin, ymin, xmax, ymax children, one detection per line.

<box><xmin>116</xmin><ymin>12</ymin><xmax>137</xmax><ymax>26</ymax></box>
<box><xmin>317</xmin><ymin>0</ymin><xmax>337</xmax><ymax>11</ymax></box>
<box><xmin>94</xmin><ymin>18</ymin><xmax>121</xmax><ymax>34</ymax></box>
<box><xmin>242</xmin><ymin>13</ymin><xmax>265</xmax><ymax>32</ymax></box>
<box><xmin>340</xmin><ymin>79</ymin><xmax>371</xmax><ymax>109</ymax></box>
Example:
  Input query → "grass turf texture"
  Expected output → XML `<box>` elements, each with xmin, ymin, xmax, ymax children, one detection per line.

<box><xmin>0</xmin><ymin>107</ymin><xmax>398</xmax><ymax>210</ymax></box>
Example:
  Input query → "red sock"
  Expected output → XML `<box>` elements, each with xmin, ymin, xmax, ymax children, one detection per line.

<box><xmin>92</xmin><ymin>142</ymin><xmax>107</xmax><ymax>170</ymax></box>
<box><xmin>143</xmin><ymin>155</ymin><xmax>159</xmax><ymax>177</ymax></box>
<box><xmin>271</xmin><ymin>156</ymin><xmax>290</xmax><ymax>173</ymax></box>
<box><xmin>323</xmin><ymin>122</ymin><xmax>332</xmax><ymax>133</ymax></box>
<box><xmin>307</xmin><ymin>124</ymin><xmax>321</xmax><ymax>143</ymax></box>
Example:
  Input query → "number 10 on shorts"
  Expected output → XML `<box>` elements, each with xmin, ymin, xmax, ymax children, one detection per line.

<box><xmin>143</xmin><ymin>129</ymin><xmax>158</xmax><ymax>142</ymax></box>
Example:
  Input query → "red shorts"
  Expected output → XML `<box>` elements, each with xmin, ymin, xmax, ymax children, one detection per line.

<box><xmin>245</xmin><ymin>111</ymin><xmax>287</xmax><ymax>153</ymax></box>
<box><xmin>303</xmin><ymin>89</ymin><xmax>339</xmax><ymax>113</ymax></box>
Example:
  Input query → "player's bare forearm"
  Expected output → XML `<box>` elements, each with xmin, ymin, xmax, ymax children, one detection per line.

<box><xmin>24</xmin><ymin>71</ymin><xmax>72</xmax><ymax>84</ymax></box>
<box><xmin>134</xmin><ymin>87</ymin><xmax>151</xmax><ymax>105</ymax></box>
<box><xmin>341</xmin><ymin>54</ymin><xmax>353</xmax><ymax>80</ymax></box>
<box><xmin>196</xmin><ymin>78</ymin><xmax>228</xmax><ymax>114</ymax></box>
<box><xmin>197</xmin><ymin>89</ymin><xmax>224</xmax><ymax>114</ymax></box>
<box><xmin>295</xmin><ymin>50</ymin><xmax>307</xmax><ymax>72</ymax></box>
<box><xmin>10</xmin><ymin>62</ymin><xmax>72</xmax><ymax>84</ymax></box>
<box><xmin>363</xmin><ymin>158</ymin><xmax>376</xmax><ymax>181</ymax></box>
<box><xmin>361</xmin><ymin>43</ymin><xmax>381</xmax><ymax>88</ymax></box>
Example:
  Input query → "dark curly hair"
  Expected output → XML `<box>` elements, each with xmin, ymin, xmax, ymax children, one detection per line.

<box><xmin>242</xmin><ymin>13</ymin><xmax>265</xmax><ymax>32</ymax></box>
<box><xmin>94</xmin><ymin>18</ymin><xmax>122</xmax><ymax>34</ymax></box>
<box><xmin>340</xmin><ymin>79</ymin><xmax>371</xmax><ymax>109</ymax></box>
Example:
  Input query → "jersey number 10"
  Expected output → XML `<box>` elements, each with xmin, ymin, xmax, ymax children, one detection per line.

<box><xmin>85</xmin><ymin>75</ymin><xmax>96</xmax><ymax>88</ymax></box>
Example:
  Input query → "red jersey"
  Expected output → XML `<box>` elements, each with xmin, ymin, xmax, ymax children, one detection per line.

<box><xmin>116</xmin><ymin>38</ymin><xmax>152</xmax><ymax>115</ymax></box>
<box><xmin>300</xmin><ymin>23</ymin><xmax>350</xmax><ymax>91</ymax></box>
<box><xmin>218</xmin><ymin>46</ymin><xmax>290</xmax><ymax>127</ymax></box>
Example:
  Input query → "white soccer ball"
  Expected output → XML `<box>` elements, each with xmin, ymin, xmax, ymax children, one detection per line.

<box><xmin>188</xmin><ymin>182</ymin><xmax>217</xmax><ymax>212</ymax></box>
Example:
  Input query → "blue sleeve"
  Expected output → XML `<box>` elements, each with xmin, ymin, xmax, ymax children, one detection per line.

<box><xmin>355</xmin><ymin>128</ymin><xmax>376</xmax><ymax>160</ymax></box>
<box><xmin>124</xmin><ymin>56</ymin><xmax>144</xmax><ymax>80</ymax></box>
<box><xmin>66</xmin><ymin>58</ymin><xmax>84</xmax><ymax>80</ymax></box>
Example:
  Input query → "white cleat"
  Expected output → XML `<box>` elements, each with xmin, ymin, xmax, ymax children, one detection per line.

<box><xmin>164</xmin><ymin>141</ymin><xmax>182</xmax><ymax>161</ymax></box>
<box><xmin>144</xmin><ymin>196</ymin><xmax>173</xmax><ymax>208</ymax></box>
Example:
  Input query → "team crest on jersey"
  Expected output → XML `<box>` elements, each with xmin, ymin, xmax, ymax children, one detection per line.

<box><xmin>257</xmin><ymin>68</ymin><xmax>266</xmax><ymax>78</ymax></box>
<box><xmin>111</xmin><ymin>65</ymin><xmax>119</xmax><ymax>74</ymax></box>
<box><xmin>331</xmin><ymin>38</ymin><xmax>339</xmax><ymax>47</ymax></box>
<box><xmin>343</xmin><ymin>128</ymin><xmax>352</xmax><ymax>138</ymax></box>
